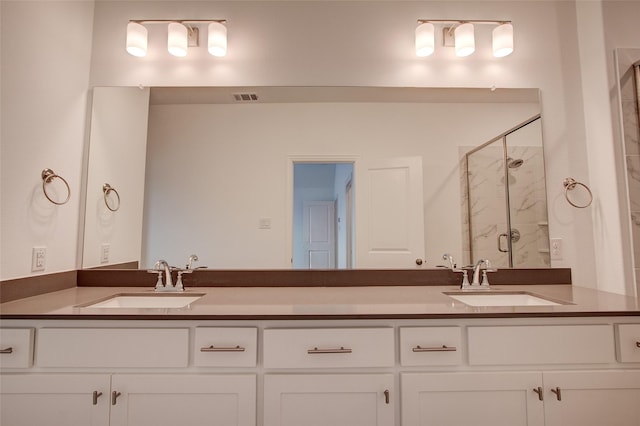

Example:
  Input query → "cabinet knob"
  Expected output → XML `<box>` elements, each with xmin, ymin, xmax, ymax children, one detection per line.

<box><xmin>415</xmin><ymin>258</ymin><xmax>423</xmax><ymax>266</ymax></box>
<box><xmin>551</xmin><ymin>387</ymin><xmax>562</xmax><ymax>401</ymax></box>
<box><xmin>111</xmin><ymin>391</ymin><xmax>122</xmax><ymax>406</ymax></box>
<box><xmin>636</xmin><ymin>341</ymin><xmax>640</xmax><ymax>348</ymax></box>
<box><xmin>383</xmin><ymin>389</ymin><xmax>390</xmax><ymax>404</ymax></box>
<box><xmin>92</xmin><ymin>391</ymin><xmax>103</xmax><ymax>405</ymax></box>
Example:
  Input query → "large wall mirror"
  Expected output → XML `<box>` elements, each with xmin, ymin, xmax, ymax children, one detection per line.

<box><xmin>81</xmin><ymin>86</ymin><xmax>548</xmax><ymax>271</ymax></box>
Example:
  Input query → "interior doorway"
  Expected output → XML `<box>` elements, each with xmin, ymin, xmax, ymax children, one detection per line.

<box><xmin>292</xmin><ymin>162</ymin><xmax>354</xmax><ymax>269</ymax></box>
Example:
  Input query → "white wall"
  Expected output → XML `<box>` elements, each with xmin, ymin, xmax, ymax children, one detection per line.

<box><xmin>0</xmin><ymin>1</ymin><xmax>94</xmax><ymax>280</ymax></box>
<box><xmin>143</xmin><ymin>101</ymin><xmax>538</xmax><ymax>269</ymax></box>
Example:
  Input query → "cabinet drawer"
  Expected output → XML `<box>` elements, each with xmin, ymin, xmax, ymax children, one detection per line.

<box><xmin>617</xmin><ymin>324</ymin><xmax>640</xmax><ymax>363</ymax></box>
<box><xmin>37</xmin><ymin>328</ymin><xmax>189</xmax><ymax>368</ymax></box>
<box><xmin>263</xmin><ymin>328</ymin><xmax>394</xmax><ymax>369</ymax></box>
<box><xmin>0</xmin><ymin>328</ymin><xmax>34</xmax><ymax>368</ymax></box>
<box><xmin>400</xmin><ymin>327</ymin><xmax>462</xmax><ymax>366</ymax></box>
<box><xmin>194</xmin><ymin>327</ymin><xmax>257</xmax><ymax>367</ymax></box>
<box><xmin>468</xmin><ymin>325</ymin><xmax>614</xmax><ymax>365</ymax></box>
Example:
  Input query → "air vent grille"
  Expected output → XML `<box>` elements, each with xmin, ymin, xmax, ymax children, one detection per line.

<box><xmin>233</xmin><ymin>93</ymin><xmax>259</xmax><ymax>102</ymax></box>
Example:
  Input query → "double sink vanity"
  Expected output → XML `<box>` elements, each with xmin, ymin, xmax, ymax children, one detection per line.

<box><xmin>1</xmin><ymin>269</ymin><xmax>639</xmax><ymax>426</ymax></box>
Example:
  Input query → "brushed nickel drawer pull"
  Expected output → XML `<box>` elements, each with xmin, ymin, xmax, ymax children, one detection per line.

<box><xmin>384</xmin><ymin>389</ymin><xmax>390</xmax><ymax>404</ymax></box>
<box><xmin>533</xmin><ymin>387</ymin><xmax>543</xmax><ymax>401</ymax></box>
<box><xmin>551</xmin><ymin>387</ymin><xmax>562</xmax><ymax>401</ymax></box>
<box><xmin>200</xmin><ymin>345</ymin><xmax>246</xmax><ymax>352</ymax></box>
<box><xmin>111</xmin><ymin>391</ymin><xmax>122</xmax><ymax>406</ymax></box>
<box><xmin>92</xmin><ymin>391</ymin><xmax>103</xmax><ymax>405</ymax></box>
<box><xmin>0</xmin><ymin>347</ymin><xmax>13</xmax><ymax>354</ymax></box>
<box><xmin>412</xmin><ymin>345</ymin><xmax>457</xmax><ymax>352</ymax></box>
<box><xmin>307</xmin><ymin>346</ymin><xmax>352</xmax><ymax>354</ymax></box>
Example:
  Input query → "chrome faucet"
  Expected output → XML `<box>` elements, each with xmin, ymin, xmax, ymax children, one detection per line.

<box><xmin>186</xmin><ymin>254</ymin><xmax>199</xmax><ymax>270</ymax></box>
<box><xmin>442</xmin><ymin>253</ymin><xmax>456</xmax><ymax>269</ymax></box>
<box><xmin>148</xmin><ymin>259</ymin><xmax>177</xmax><ymax>292</ymax></box>
<box><xmin>471</xmin><ymin>259</ymin><xmax>494</xmax><ymax>289</ymax></box>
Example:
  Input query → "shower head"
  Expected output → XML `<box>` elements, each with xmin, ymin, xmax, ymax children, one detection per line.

<box><xmin>507</xmin><ymin>157</ymin><xmax>524</xmax><ymax>168</ymax></box>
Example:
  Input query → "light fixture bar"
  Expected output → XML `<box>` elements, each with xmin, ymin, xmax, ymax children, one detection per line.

<box><xmin>126</xmin><ymin>19</ymin><xmax>227</xmax><ymax>58</ymax></box>
<box><xmin>417</xmin><ymin>19</ymin><xmax>511</xmax><ymax>25</ymax></box>
<box><xmin>415</xmin><ymin>19</ymin><xmax>514</xmax><ymax>58</ymax></box>
<box><xmin>129</xmin><ymin>19</ymin><xmax>226</xmax><ymax>24</ymax></box>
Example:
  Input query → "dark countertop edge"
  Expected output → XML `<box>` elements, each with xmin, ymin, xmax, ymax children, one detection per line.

<box><xmin>2</xmin><ymin>311</ymin><xmax>638</xmax><ymax>321</ymax></box>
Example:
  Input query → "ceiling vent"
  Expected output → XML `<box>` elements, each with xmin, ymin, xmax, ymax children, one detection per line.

<box><xmin>233</xmin><ymin>92</ymin><xmax>259</xmax><ymax>102</ymax></box>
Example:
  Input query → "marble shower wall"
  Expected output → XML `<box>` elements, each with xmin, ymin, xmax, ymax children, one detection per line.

<box><xmin>616</xmin><ymin>48</ymin><xmax>640</xmax><ymax>291</ymax></box>
<box><xmin>460</xmin><ymin>143</ymin><xmax>549</xmax><ymax>269</ymax></box>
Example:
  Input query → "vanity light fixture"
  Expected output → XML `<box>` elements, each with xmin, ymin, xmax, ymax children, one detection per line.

<box><xmin>126</xmin><ymin>19</ymin><xmax>227</xmax><ymax>58</ymax></box>
<box><xmin>415</xmin><ymin>19</ymin><xmax>513</xmax><ymax>58</ymax></box>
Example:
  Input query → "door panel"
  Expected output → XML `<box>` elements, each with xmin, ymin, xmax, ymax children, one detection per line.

<box><xmin>356</xmin><ymin>156</ymin><xmax>425</xmax><ymax>268</ymax></box>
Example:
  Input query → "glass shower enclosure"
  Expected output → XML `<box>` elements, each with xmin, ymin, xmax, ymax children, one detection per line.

<box><xmin>464</xmin><ymin>115</ymin><xmax>550</xmax><ymax>268</ymax></box>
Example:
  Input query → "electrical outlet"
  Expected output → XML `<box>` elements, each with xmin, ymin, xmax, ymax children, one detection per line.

<box><xmin>100</xmin><ymin>243</ymin><xmax>110</xmax><ymax>264</ymax></box>
<box><xmin>31</xmin><ymin>247</ymin><xmax>46</xmax><ymax>272</ymax></box>
<box><xmin>550</xmin><ymin>238</ymin><xmax>563</xmax><ymax>260</ymax></box>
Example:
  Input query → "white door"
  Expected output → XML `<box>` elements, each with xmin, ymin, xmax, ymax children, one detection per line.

<box><xmin>264</xmin><ymin>374</ymin><xmax>394</xmax><ymax>426</ymax></box>
<box><xmin>543</xmin><ymin>370</ymin><xmax>640</xmax><ymax>426</ymax></box>
<box><xmin>0</xmin><ymin>374</ymin><xmax>111</xmax><ymax>426</ymax></box>
<box><xmin>110</xmin><ymin>374</ymin><xmax>256</xmax><ymax>426</ymax></box>
<box><xmin>303</xmin><ymin>200</ymin><xmax>336</xmax><ymax>268</ymax></box>
<box><xmin>356</xmin><ymin>156</ymin><xmax>425</xmax><ymax>268</ymax></box>
<box><xmin>401</xmin><ymin>372</ymin><xmax>545</xmax><ymax>426</ymax></box>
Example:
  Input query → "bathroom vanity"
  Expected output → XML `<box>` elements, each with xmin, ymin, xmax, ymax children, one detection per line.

<box><xmin>1</xmin><ymin>283</ymin><xmax>639</xmax><ymax>426</ymax></box>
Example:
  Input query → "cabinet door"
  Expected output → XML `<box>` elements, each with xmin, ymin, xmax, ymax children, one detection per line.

<box><xmin>109</xmin><ymin>374</ymin><xmax>256</xmax><ymax>426</ymax></box>
<box><xmin>401</xmin><ymin>372</ymin><xmax>544</xmax><ymax>426</ymax></box>
<box><xmin>264</xmin><ymin>374</ymin><xmax>394</xmax><ymax>426</ymax></box>
<box><xmin>543</xmin><ymin>370</ymin><xmax>640</xmax><ymax>426</ymax></box>
<box><xmin>0</xmin><ymin>374</ymin><xmax>110</xmax><ymax>426</ymax></box>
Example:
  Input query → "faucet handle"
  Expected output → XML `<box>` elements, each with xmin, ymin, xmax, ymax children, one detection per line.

<box><xmin>146</xmin><ymin>269</ymin><xmax>164</xmax><ymax>290</ymax></box>
<box><xmin>451</xmin><ymin>266</ymin><xmax>473</xmax><ymax>290</ymax></box>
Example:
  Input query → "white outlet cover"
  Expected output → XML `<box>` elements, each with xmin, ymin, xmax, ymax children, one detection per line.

<box><xmin>31</xmin><ymin>247</ymin><xmax>46</xmax><ymax>271</ymax></box>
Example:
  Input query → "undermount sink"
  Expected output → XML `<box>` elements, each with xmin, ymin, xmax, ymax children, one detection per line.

<box><xmin>444</xmin><ymin>291</ymin><xmax>564</xmax><ymax>307</ymax></box>
<box><xmin>80</xmin><ymin>293</ymin><xmax>205</xmax><ymax>309</ymax></box>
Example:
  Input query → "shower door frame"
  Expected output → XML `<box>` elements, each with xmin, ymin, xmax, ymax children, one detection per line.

<box><xmin>465</xmin><ymin>114</ymin><xmax>542</xmax><ymax>268</ymax></box>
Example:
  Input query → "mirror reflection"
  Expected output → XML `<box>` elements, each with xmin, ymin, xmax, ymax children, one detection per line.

<box><xmin>81</xmin><ymin>86</ymin><xmax>547</xmax><ymax>270</ymax></box>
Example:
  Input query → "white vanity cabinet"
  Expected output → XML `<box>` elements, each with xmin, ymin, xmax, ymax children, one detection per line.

<box><xmin>401</xmin><ymin>371</ymin><xmax>545</xmax><ymax>426</ymax></box>
<box><xmin>264</xmin><ymin>373</ymin><xmax>394</xmax><ymax>426</ymax></box>
<box><xmin>1</xmin><ymin>317</ymin><xmax>639</xmax><ymax>426</ymax></box>
<box><xmin>0</xmin><ymin>326</ymin><xmax>258</xmax><ymax>426</ymax></box>
<box><xmin>110</xmin><ymin>374</ymin><xmax>256</xmax><ymax>426</ymax></box>
<box><xmin>0</xmin><ymin>328</ymin><xmax>34</xmax><ymax>368</ymax></box>
<box><xmin>262</xmin><ymin>327</ymin><xmax>395</xmax><ymax>426</ymax></box>
<box><xmin>542</xmin><ymin>370</ymin><xmax>640</xmax><ymax>426</ymax></box>
<box><xmin>0</xmin><ymin>374</ymin><xmax>111</xmax><ymax>426</ymax></box>
<box><xmin>400</xmin><ymin>323</ymin><xmax>640</xmax><ymax>426</ymax></box>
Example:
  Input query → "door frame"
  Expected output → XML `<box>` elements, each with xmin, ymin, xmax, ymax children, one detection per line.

<box><xmin>286</xmin><ymin>155</ymin><xmax>359</xmax><ymax>268</ymax></box>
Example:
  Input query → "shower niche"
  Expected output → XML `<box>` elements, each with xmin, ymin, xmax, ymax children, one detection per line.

<box><xmin>462</xmin><ymin>115</ymin><xmax>550</xmax><ymax>268</ymax></box>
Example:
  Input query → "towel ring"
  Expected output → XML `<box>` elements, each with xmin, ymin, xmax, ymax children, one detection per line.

<box><xmin>103</xmin><ymin>183</ymin><xmax>121</xmax><ymax>212</ymax></box>
<box><xmin>563</xmin><ymin>177</ymin><xmax>593</xmax><ymax>208</ymax></box>
<box><xmin>41</xmin><ymin>168</ymin><xmax>71</xmax><ymax>205</ymax></box>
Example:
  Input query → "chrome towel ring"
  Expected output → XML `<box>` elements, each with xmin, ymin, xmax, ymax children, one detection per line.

<box><xmin>563</xmin><ymin>177</ymin><xmax>593</xmax><ymax>208</ymax></box>
<box><xmin>41</xmin><ymin>168</ymin><xmax>71</xmax><ymax>205</ymax></box>
<box><xmin>103</xmin><ymin>183</ymin><xmax>121</xmax><ymax>212</ymax></box>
